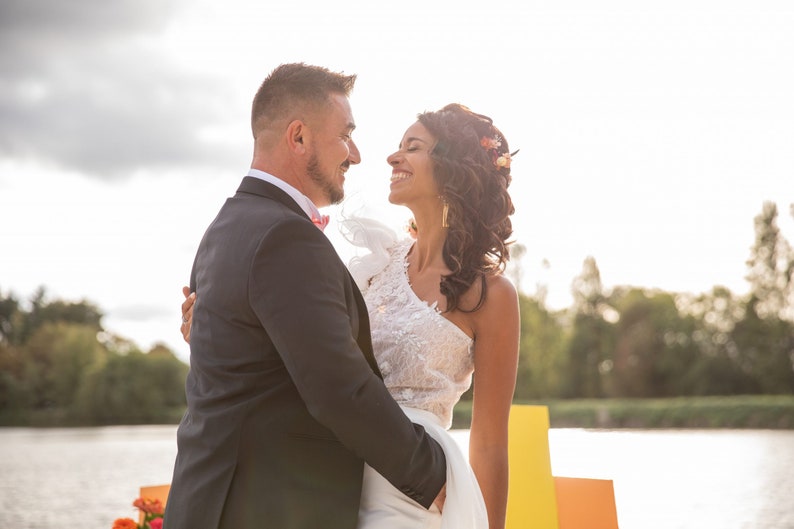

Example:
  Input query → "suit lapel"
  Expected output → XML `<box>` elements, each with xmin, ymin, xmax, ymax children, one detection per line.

<box><xmin>350</xmin><ymin>281</ymin><xmax>382</xmax><ymax>379</ymax></box>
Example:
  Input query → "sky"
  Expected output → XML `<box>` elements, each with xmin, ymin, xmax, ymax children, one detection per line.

<box><xmin>1</xmin><ymin>0</ymin><xmax>792</xmax><ymax>361</ymax></box>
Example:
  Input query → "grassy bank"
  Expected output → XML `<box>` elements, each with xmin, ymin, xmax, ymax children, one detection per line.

<box><xmin>4</xmin><ymin>395</ymin><xmax>792</xmax><ymax>429</ymax></box>
<box><xmin>0</xmin><ymin>407</ymin><xmax>187</xmax><ymax>427</ymax></box>
<box><xmin>451</xmin><ymin>395</ymin><xmax>794</xmax><ymax>430</ymax></box>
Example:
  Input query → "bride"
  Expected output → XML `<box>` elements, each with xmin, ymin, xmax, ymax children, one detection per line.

<box><xmin>182</xmin><ymin>103</ymin><xmax>519</xmax><ymax>529</ymax></box>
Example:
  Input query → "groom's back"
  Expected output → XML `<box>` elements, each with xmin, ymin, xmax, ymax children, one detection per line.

<box><xmin>164</xmin><ymin>180</ymin><xmax>365</xmax><ymax>529</ymax></box>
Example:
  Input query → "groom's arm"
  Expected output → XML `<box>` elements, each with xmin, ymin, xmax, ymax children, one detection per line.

<box><xmin>249</xmin><ymin>217</ymin><xmax>446</xmax><ymax>508</ymax></box>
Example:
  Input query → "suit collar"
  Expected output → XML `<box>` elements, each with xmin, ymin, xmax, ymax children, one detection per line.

<box><xmin>237</xmin><ymin>176</ymin><xmax>310</xmax><ymax>221</ymax></box>
<box><xmin>246</xmin><ymin>169</ymin><xmax>325</xmax><ymax>221</ymax></box>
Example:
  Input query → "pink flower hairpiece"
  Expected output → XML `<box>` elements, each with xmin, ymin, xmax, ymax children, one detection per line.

<box><xmin>480</xmin><ymin>135</ymin><xmax>513</xmax><ymax>169</ymax></box>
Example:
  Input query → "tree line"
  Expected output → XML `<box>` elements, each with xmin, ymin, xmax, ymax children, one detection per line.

<box><xmin>509</xmin><ymin>200</ymin><xmax>794</xmax><ymax>400</ymax></box>
<box><xmin>0</xmin><ymin>288</ymin><xmax>188</xmax><ymax>425</ymax></box>
<box><xmin>1</xmin><ymin>201</ymin><xmax>792</xmax><ymax>426</ymax></box>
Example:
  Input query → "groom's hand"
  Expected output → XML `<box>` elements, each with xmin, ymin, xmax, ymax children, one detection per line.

<box><xmin>432</xmin><ymin>484</ymin><xmax>446</xmax><ymax>513</ymax></box>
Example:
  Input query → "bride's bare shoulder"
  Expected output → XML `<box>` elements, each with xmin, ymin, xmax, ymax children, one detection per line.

<box><xmin>456</xmin><ymin>273</ymin><xmax>518</xmax><ymax>332</ymax></box>
<box><xmin>480</xmin><ymin>274</ymin><xmax>518</xmax><ymax>317</ymax></box>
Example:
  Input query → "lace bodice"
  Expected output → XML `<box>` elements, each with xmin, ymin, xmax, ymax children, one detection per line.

<box><xmin>360</xmin><ymin>238</ymin><xmax>474</xmax><ymax>429</ymax></box>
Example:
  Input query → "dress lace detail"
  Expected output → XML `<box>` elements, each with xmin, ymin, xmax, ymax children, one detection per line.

<box><xmin>345</xmin><ymin>218</ymin><xmax>487</xmax><ymax>529</ymax></box>
<box><xmin>361</xmin><ymin>238</ymin><xmax>474</xmax><ymax>429</ymax></box>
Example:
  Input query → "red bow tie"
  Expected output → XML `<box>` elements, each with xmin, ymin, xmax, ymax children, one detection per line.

<box><xmin>311</xmin><ymin>214</ymin><xmax>330</xmax><ymax>232</ymax></box>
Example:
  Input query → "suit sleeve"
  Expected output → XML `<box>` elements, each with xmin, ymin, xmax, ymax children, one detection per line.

<box><xmin>248</xmin><ymin>217</ymin><xmax>446</xmax><ymax>508</ymax></box>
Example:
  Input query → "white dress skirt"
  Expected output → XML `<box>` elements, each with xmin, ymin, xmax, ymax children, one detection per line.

<box><xmin>356</xmin><ymin>407</ymin><xmax>489</xmax><ymax>529</ymax></box>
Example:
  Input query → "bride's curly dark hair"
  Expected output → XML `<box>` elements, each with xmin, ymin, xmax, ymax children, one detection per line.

<box><xmin>417</xmin><ymin>103</ymin><xmax>516</xmax><ymax>312</ymax></box>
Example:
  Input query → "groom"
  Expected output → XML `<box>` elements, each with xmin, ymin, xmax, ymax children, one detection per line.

<box><xmin>162</xmin><ymin>63</ymin><xmax>447</xmax><ymax>529</ymax></box>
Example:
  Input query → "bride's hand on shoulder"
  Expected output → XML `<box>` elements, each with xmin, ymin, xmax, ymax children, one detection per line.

<box><xmin>180</xmin><ymin>286</ymin><xmax>195</xmax><ymax>344</ymax></box>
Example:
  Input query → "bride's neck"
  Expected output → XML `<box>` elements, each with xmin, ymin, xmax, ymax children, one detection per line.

<box><xmin>410</xmin><ymin>211</ymin><xmax>447</xmax><ymax>274</ymax></box>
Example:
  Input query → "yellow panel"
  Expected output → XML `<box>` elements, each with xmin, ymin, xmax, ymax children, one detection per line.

<box><xmin>554</xmin><ymin>477</ymin><xmax>619</xmax><ymax>529</ymax></box>
<box><xmin>505</xmin><ymin>405</ymin><xmax>559</xmax><ymax>529</ymax></box>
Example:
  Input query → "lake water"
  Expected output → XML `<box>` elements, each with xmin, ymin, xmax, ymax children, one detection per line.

<box><xmin>0</xmin><ymin>426</ymin><xmax>792</xmax><ymax>528</ymax></box>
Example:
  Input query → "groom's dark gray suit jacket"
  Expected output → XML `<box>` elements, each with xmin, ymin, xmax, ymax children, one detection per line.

<box><xmin>163</xmin><ymin>177</ymin><xmax>446</xmax><ymax>529</ymax></box>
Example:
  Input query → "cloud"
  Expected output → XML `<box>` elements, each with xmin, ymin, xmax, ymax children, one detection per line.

<box><xmin>0</xmin><ymin>0</ymin><xmax>246</xmax><ymax>180</ymax></box>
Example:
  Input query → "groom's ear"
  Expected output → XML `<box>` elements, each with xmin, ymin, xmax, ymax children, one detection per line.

<box><xmin>286</xmin><ymin>120</ymin><xmax>307</xmax><ymax>154</ymax></box>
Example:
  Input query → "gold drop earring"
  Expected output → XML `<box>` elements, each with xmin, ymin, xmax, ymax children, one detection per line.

<box><xmin>441</xmin><ymin>199</ymin><xmax>449</xmax><ymax>228</ymax></box>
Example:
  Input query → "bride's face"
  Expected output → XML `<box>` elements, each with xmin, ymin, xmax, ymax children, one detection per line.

<box><xmin>386</xmin><ymin>122</ymin><xmax>439</xmax><ymax>207</ymax></box>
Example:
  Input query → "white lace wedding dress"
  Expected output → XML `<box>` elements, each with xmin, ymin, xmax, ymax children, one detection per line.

<box><xmin>344</xmin><ymin>218</ymin><xmax>489</xmax><ymax>529</ymax></box>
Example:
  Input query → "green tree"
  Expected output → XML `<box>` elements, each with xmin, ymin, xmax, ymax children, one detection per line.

<box><xmin>19</xmin><ymin>322</ymin><xmax>106</xmax><ymax>410</ymax></box>
<box><xmin>563</xmin><ymin>257</ymin><xmax>615</xmax><ymax>398</ymax></box>
<box><xmin>564</xmin><ymin>314</ymin><xmax>613</xmax><ymax>397</ymax></box>
<box><xmin>745</xmin><ymin>201</ymin><xmax>793</xmax><ymax>320</ymax></box>
<box><xmin>0</xmin><ymin>342</ymin><xmax>28</xmax><ymax>418</ymax></box>
<box><xmin>10</xmin><ymin>287</ymin><xmax>103</xmax><ymax>346</ymax></box>
<box><xmin>514</xmin><ymin>294</ymin><xmax>567</xmax><ymax>399</ymax></box>
<box><xmin>571</xmin><ymin>257</ymin><xmax>606</xmax><ymax>317</ymax></box>
<box><xmin>731</xmin><ymin>309</ymin><xmax>794</xmax><ymax>394</ymax></box>
<box><xmin>736</xmin><ymin>202</ymin><xmax>794</xmax><ymax>393</ymax></box>
<box><xmin>677</xmin><ymin>287</ymin><xmax>757</xmax><ymax>395</ymax></box>
<box><xmin>74</xmin><ymin>346</ymin><xmax>188</xmax><ymax>424</ymax></box>
<box><xmin>145</xmin><ymin>343</ymin><xmax>191</xmax><ymax>408</ymax></box>
<box><xmin>0</xmin><ymin>289</ymin><xmax>27</xmax><ymax>417</ymax></box>
<box><xmin>610</xmin><ymin>288</ymin><xmax>700</xmax><ymax>397</ymax></box>
<box><xmin>0</xmin><ymin>288</ymin><xmax>20</xmax><ymax>345</ymax></box>
<box><xmin>0</xmin><ymin>289</ymin><xmax>191</xmax><ymax>425</ymax></box>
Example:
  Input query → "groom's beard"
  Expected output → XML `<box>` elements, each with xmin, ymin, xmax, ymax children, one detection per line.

<box><xmin>307</xmin><ymin>153</ymin><xmax>345</xmax><ymax>205</ymax></box>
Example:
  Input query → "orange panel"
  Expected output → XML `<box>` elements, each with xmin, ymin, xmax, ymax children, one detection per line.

<box><xmin>138</xmin><ymin>484</ymin><xmax>171</xmax><ymax>524</ymax></box>
<box><xmin>554</xmin><ymin>476</ymin><xmax>619</xmax><ymax>529</ymax></box>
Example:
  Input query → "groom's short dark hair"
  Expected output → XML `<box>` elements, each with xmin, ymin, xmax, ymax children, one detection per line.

<box><xmin>251</xmin><ymin>62</ymin><xmax>357</xmax><ymax>136</ymax></box>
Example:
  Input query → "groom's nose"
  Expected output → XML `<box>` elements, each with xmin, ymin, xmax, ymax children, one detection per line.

<box><xmin>348</xmin><ymin>139</ymin><xmax>361</xmax><ymax>165</ymax></box>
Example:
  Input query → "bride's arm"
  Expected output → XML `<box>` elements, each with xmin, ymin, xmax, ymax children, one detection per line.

<box><xmin>180</xmin><ymin>286</ymin><xmax>195</xmax><ymax>343</ymax></box>
<box><xmin>468</xmin><ymin>275</ymin><xmax>520</xmax><ymax>529</ymax></box>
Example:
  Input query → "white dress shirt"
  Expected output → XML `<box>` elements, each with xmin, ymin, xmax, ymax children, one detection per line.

<box><xmin>246</xmin><ymin>168</ymin><xmax>324</xmax><ymax>222</ymax></box>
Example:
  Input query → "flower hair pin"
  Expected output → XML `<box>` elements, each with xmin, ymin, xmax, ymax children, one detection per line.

<box><xmin>480</xmin><ymin>135</ymin><xmax>515</xmax><ymax>169</ymax></box>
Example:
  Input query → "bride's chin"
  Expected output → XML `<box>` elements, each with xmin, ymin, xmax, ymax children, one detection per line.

<box><xmin>387</xmin><ymin>193</ymin><xmax>409</xmax><ymax>207</ymax></box>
